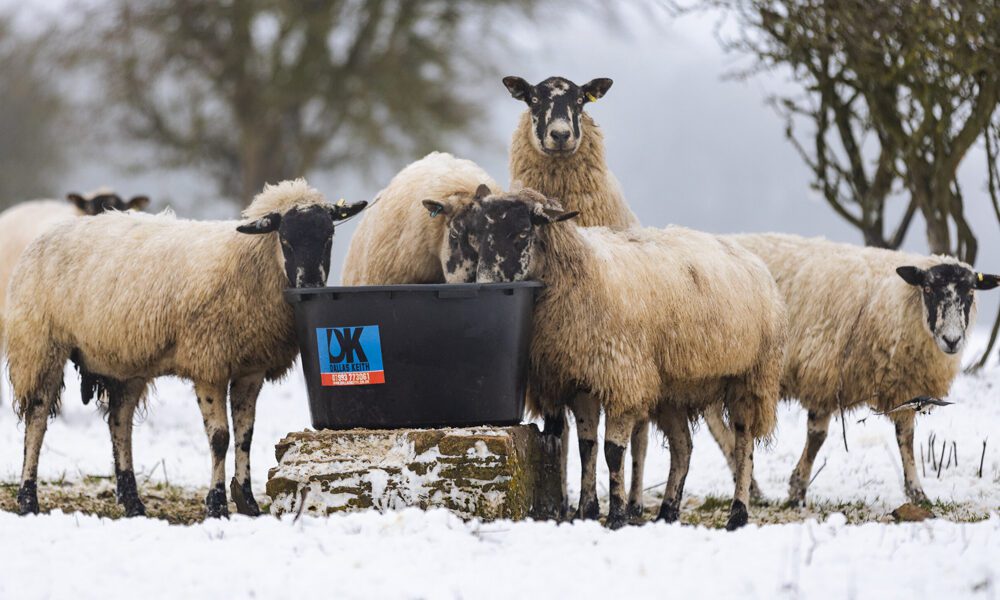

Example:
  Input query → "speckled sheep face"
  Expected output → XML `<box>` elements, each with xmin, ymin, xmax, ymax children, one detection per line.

<box><xmin>237</xmin><ymin>200</ymin><xmax>367</xmax><ymax>288</ymax></box>
<box><xmin>896</xmin><ymin>264</ymin><xmax>1000</xmax><ymax>355</ymax></box>
<box><xmin>68</xmin><ymin>192</ymin><xmax>150</xmax><ymax>215</ymax></box>
<box><xmin>502</xmin><ymin>76</ymin><xmax>612</xmax><ymax>156</ymax></box>
<box><xmin>473</xmin><ymin>194</ymin><xmax>578</xmax><ymax>283</ymax></box>
<box><xmin>423</xmin><ymin>184</ymin><xmax>492</xmax><ymax>283</ymax></box>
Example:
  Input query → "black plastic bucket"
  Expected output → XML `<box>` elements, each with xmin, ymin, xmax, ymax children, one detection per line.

<box><xmin>284</xmin><ymin>282</ymin><xmax>543</xmax><ymax>429</ymax></box>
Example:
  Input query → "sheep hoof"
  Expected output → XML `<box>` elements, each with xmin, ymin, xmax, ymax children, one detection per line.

<box><xmin>115</xmin><ymin>470</ymin><xmax>146</xmax><ymax>517</ymax></box>
<box><xmin>205</xmin><ymin>484</ymin><xmax>230</xmax><ymax>519</ymax></box>
<box><xmin>655</xmin><ymin>503</ymin><xmax>679</xmax><ymax>524</ymax></box>
<box><xmin>626</xmin><ymin>501</ymin><xmax>644</xmax><ymax>522</ymax></box>
<box><xmin>905</xmin><ymin>487</ymin><xmax>929</xmax><ymax>505</ymax></box>
<box><xmin>605</xmin><ymin>513</ymin><xmax>628</xmax><ymax>530</ymax></box>
<box><xmin>230</xmin><ymin>477</ymin><xmax>261</xmax><ymax>517</ymax></box>
<box><xmin>725</xmin><ymin>500</ymin><xmax>749</xmax><ymax>531</ymax></box>
<box><xmin>575</xmin><ymin>497</ymin><xmax>600</xmax><ymax>521</ymax></box>
<box><xmin>17</xmin><ymin>480</ymin><xmax>39</xmax><ymax>515</ymax></box>
<box><xmin>124</xmin><ymin>501</ymin><xmax>147</xmax><ymax>518</ymax></box>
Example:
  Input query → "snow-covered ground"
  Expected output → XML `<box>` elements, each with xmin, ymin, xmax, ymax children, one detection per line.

<box><xmin>1</xmin><ymin>335</ymin><xmax>999</xmax><ymax>598</ymax></box>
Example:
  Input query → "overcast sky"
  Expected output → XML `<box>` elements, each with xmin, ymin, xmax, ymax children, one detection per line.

<box><xmin>9</xmin><ymin>2</ymin><xmax>1000</xmax><ymax>320</ymax></box>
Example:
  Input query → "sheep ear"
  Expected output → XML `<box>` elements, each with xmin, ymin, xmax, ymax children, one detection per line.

<box><xmin>974</xmin><ymin>272</ymin><xmax>1000</xmax><ymax>290</ymax></box>
<box><xmin>329</xmin><ymin>200</ymin><xmax>367</xmax><ymax>222</ymax></box>
<box><xmin>474</xmin><ymin>184</ymin><xmax>492</xmax><ymax>201</ymax></box>
<box><xmin>581</xmin><ymin>78</ymin><xmax>613</xmax><ymax>103</ymax></box>
<box><xmin>531</xmin><ymin>208</ymin><xmax>579</xmax><ymax>226</ymax></box>
<box><xmin>126</xmin><ymin>195</ymin><xmax>150</xmax><ymax>211</ymax></box>
<box><xmin>237</xmin><ymin>213</ymin><xmax>281</xmax><ymax>234</ymax></box>
<box><xmin>502</xmin><ymin>76</ymin><xmax>533</xmax><ymax>102</ymax></box>
<box><xmin>896</xmin><ymin>266</ymin><xmax>926</xmax><ymax>286</ymax></box>
<box><xmin>67</xmin><ymin>193</ymin><xmax>88</xmax><ymax>211</ymax></box>
<box><xmin>422</xmin><ymin>200</ymin><xmax>449</xmax><ymax>218</ymax></box>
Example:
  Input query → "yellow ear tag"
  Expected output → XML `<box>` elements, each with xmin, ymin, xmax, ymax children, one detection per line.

<box><xmin>586</xmin><ymin>93</ymin><xmax>597</xmax><ymax>103</ymax></box>
<box><xmin>978</xmin><ymin>272</ymin><xmax>984</xmax><ymax>282</ymax></box>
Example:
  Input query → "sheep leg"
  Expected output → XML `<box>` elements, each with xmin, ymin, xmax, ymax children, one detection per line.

<box><xmin>106</xmin><ymin>379</ymin><xmax>147</xmax><ymax>517</ymax></box>
<box><xmin>229</xmin><ymin>374</ymin><xmax>264</xmax><ymax>517</ymax></box>
<box><xmin>726</xmin><ymin>418</ymin><xmax>754</xmax><ymax>531</ymax></box>
<box><xmin>627</xmin><ymin>419</ymin><xmax>649</xmax><ymax>522</ymax></box>
<box><xmin>539</xmin><ymin>410</ymin><xmax>569</xmax><ymax>520</ymax></box>
<box><xmin>17</xmin><ymin>394</ymin><xmax>58</xmax><ymax>515</ymax></box>
<box><xmin>787</xmin><ymin>410</ymin><xmax>831</xmax><ymax>506</ymax></box>
<box><xmin>892</xmin><ymin>412</ymin><xmax>928</xmax><ymax>504</ymax></box>
<box><xmin>571</xmin><ymin>392</ymin><xmax>601</xmax><ymax>520</ymax></box>
<box><xmin>603</xmin><ymin>412</ymin><xmax>634</xmax><ymax>530</ymax></box>
<box><xmin>654</xmin><ymin>407</ymin><xmax>692</xmax><ymax>524</ymax></box>
<box><xmin>704</xmin><ymin>404</ymin><xmax>764</xmax><ymax>502</ymax></box>
<box><xmin>195</xmin><ymin>382</ymin><xmax>231</xmax><ymax>518</ymax></box>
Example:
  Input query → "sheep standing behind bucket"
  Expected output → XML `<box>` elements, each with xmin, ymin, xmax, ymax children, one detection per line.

<box><xmin>5</xmin><ymin>179</ymin><xmax>365</xmax><ymax>518</ymax></box>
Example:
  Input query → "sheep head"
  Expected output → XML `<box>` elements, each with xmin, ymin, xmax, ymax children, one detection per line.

<box><xmin>502</xmin><ymin>75</ymin><xmax>612</xmax><ymax>157</ymax></box>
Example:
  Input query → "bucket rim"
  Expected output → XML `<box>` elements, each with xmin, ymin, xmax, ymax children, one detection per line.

<box><xmin>284</xmin><ymin>281</ymin><xmax>544</xmax><ymax>301</ymax></box>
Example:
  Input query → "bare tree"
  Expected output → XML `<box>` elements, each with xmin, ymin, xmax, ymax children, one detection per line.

<box><xmin>710</xmin><ymin>0</ymin><xmax>1000</xmax><ymax>364</ymax></box>
<box><xmin>84</xmin><ymin>0</ymin><xmax>541</xmax><ymax>206</ymax></box>
<box><xmin>0</xmin><ymin>15</ymin><xmax>68</xmax><ymax>209</ymax></box>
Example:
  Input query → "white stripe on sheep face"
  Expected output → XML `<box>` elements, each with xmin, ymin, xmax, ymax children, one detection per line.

<box><xmin>897</xmin><ymin>264</ymin><xmax>1000</xmax><ymax>355</ymax></box>
<box><xmin>501</xmin><ymin>75</ymin><xmax>613</xmax><ymax>157</ymax></box>
<box><xmin>238</xmin><ymin>201</ymin><xmax>367</xmax><ymax>288</ymax></box>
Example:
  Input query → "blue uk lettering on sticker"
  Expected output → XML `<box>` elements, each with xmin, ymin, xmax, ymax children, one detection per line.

<box><xmin>315</xmin><ymin>325</ymin><xmax>385</xmax><ymax>386</ymax></box>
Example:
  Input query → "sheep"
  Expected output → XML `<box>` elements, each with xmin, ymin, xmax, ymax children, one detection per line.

<box><xmin>501</xmin><ymin>75</ymin><xmax>645</xmax><ymax>520</ymax></box>
<box><xmin>704</xmin><ymin>233</ymin><xmax>1000</xmax><ymax>505</ymax></box>
<box><xmin>450</xmin><ymin>189</ymin><xmax>786</xmax><ymax>530</ymax></box>
<box><xmin>5</xmin><ymin>179</ymin><xmax>365</xmax><ymax>518</ymax></box>
<box><xmin>0</xmin><ymin>190</ymin><xmax>149</xmax><ymax>406</ymax></box>
<box><xmin>341</xmin><ymin>151</ymin><xmax>500</xmax><ymax>285</ymax></box>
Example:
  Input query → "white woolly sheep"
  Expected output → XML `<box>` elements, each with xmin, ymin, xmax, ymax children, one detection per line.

<box><xmin>501</xmin><ymin>75</ymin><xmax>645</xmax><ymax>520</ymax></box>
<box><xmin>341</xmin><ymin>151</ymin><xmax>500</xmax><ymax>285</ymax></box>
<box><xmin>5</xmin><ymin>180</ymin><xmax>365</xmax><ymax>518</ymax></box>
<box><xmin>0</xmin><ymin>190</ymin><xmax>149</xmax><ymax>406</ymax></box>
<box><xmin>457</xmin><ymin>190</ymin><xmax>786</xmax><ymax>530</ymax></box>
<box><xmin>705</xmin><ymin>233</ymin><xmax>1000</xmax><ymax>505</ymax></box>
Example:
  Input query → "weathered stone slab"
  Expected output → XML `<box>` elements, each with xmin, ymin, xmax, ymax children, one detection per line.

<box><xmin>266</xmin><ymin>425</ymin><xmax>560</xmax><ymax>521</ymax></box>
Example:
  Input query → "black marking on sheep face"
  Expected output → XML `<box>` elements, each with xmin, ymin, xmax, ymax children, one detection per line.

<box><xmin>237</xmin><ymin>200</ymin><xmax>367</xmax><ymax>288</ymax></box>
<box><xmin>443</xmin><ymin>203</ymin><xmax>483</xmax><ymax>283</ymax></box>
<box><xmin>896</xmin><ymin>264</ymin><xmax>984</xmax><ymax>355</ymax></box>
<box><xmin>503</xmin><ymin>76</ymin><xmax>613</xmax><ymax>156</ymax></box>
<box><xmin>67</xmin><ymin>193</ymin><xmax>150</xmax><ymax>215</ymax></box>
<box><xmin>474</xmin><ymin>195</ymin><xmax>579</xmax><ymax>283</ymax></box>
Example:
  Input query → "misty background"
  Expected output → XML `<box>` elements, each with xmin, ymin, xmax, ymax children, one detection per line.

<box><xmin>3</xmin><ymin>1</ymin><xmax>999</xmax><ymax>344</ymax></box>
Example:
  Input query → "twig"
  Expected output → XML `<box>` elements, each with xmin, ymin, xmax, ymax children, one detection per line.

<box><xmin>808</xmin><ymin>458</ymin><xmax>828</xmax><ymax>486</ymax></box>
<box><xmin>937</xmin><ymin>441</ymin><xmax>946</xmax><ymax>479</ymax></box>
<box><xmin>979</xmin><ymin>439</ymin><xmax>987</xmax><ymax>479</ymax></box>
<box><xmin>293</xmin><ymin>486</ymin><xmax>310</xmax><ymax>523</ymax></box>
<box><xmin>921</xmin><ymin>442</ymin><xmax>926</xmax><ymax>478</ymax></box>
<box><xmin>952</xmin><ymin>441</ymin><xmax>958</xmax><ymax>467</ymax></box>
<box><xmin>643</xmin><ymin>480</ymin><xmax>666</xmax><ymax>492</ymax></box>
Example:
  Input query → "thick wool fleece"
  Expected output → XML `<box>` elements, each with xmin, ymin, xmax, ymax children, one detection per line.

<box><xmin>342</xmin><ymin>152</ymin><xmax>500</xmax><ymax>285</ymax></box>
<box><xmin>509</xmin><ymin>111</ymin><xmax>638</xmax><ymax>230</ymax></box>
<box><xmin>529</xmin><ymin>224</ymin><xmax>786</xmax><ymax>439</ymax></box>
<box><xmin>4</xmin><ymin>179</ymin><xmax>326</xmax><ymax>415</ymax></box>
<box><xmin>729</xmin><ymin>233</ymin><xmax>968</xmax><ymax>414</ymax></box>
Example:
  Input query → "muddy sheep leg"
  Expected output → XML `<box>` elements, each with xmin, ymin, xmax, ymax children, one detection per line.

<box><xmin>654</xmin><ymin>406</ymin><xmax>692</xmax><ymax>524</ymax></box>
<box><xmin>704</xmin><ymin>404</ymin><xmax>764</xmax><ymax>503</ymax></box>
<box><xmin>229</xmin><ymin>374</ymin><xmax>264</xmax><ymax>517</ymax></box>
<box><xmin>17</xmin><ymin>392</ymin><xmax>60</xmax><ymax>515</ymax></box>
<box><xmin>571</xmin><ymin>392</ymin><xmax>601</xmax><ymax>520</ymax></box>
<box><xmin>539</xmin><ymin>409</ymin><xmax>569</xmax><ymax>520</ymax></box>
<box><xmin>892</xmin><ymin>412</ymin><xmax>928</xmax><ymax>504</ymax></box>
<box><xmin>627</xmin><ymin>419</ymin><xmax>650</xmax><ymax>522</ymax></box>
<box><xmin>787</xmin><ymin>409</ymin><xmax>832</xmax><ymax>506</ymax></box>
<box><xmin>106</xmin><ymin>379</ymin><xmax>148</xmax><ymax>517</ymax></box>
<box><xmin>726</xmin><ymin>414</ymin><xmax>756</xmax><ymax>531</ymax></box>
<box><xmin>195</xmin><ymin>381</ymin><xmax>231</xmax><ymax>518</ymax></box>
<box><xmin>603</xmin><ymin>412</ymin><xmax>634</xmax><ymax>530</ymax></box>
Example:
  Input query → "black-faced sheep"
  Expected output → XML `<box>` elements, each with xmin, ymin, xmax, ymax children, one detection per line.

<box><xmin>341</xmin><ymin>152</ymin><xmax>499</xmax><ymax>285</ymax></box>
<box><xmin>502</xmin><ymin>75</ymin><xmax>646</xmax><ymax>520</ymax></box>
<box><xmin>0</xmin><ymin>190</ymin><xmax>149</xmax><ymax>406</ymax></box>
<box><xmin>5</xmin><ymin>180</ymin><xmax>365</xmax><ymax>518</ymax></box>
<box><xmin>454</xmin><ymin>190</ymin><xmax>786</xmax><ymax>530</ymax></box>
<box><xmin>706</xmin><ymin>233</ymin><xmax>1000</xmax><ymax>505</ymax></box>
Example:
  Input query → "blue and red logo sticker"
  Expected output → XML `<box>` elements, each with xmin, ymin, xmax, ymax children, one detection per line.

<box><xmin>316</xmin><ymin>325</ymin><xmax>385</xmax><ymax>386</ymax></box>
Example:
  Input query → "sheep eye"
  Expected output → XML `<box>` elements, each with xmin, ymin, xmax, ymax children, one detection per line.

<box><xmin>923</xmin><ymin>286</ymin><xmax>932</xmax><ymax>294</ymax></box>
<box><xmin>518</xmin><ymin>232</ymin><xmax>528</xmax><ymax>239</ymax></box>
<box><xmin>531</xmin><ymin>97</ymin><xmax>539</xmax><ymax>104</ymax></box>
<box><xmin>576</xmin><ymin>97</ymin><xmax>583</xmax><ymax>105</ymax></box>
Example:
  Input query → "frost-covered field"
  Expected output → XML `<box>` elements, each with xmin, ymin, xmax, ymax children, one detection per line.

<box><xmin>1</xmin><ymin>335</ymin><xmax>999</xmax><ymax>598</ymax></box>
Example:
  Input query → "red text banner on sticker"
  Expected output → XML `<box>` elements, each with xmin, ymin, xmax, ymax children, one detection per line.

<box><xmin>321</xmin><ymin>371</ymin><xmax>386</xmax><ymax>386</ymax></box>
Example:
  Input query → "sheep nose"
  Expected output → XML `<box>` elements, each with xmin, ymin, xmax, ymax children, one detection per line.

<box><xmin>550</xmin><ymin>130</ymin><xmax>570</xmax><ymax>144</ymax></box>
<box><xmin>943</xmin><ymin>335</ymin><xmax>961</xmax><ymax>350</ymax></box>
